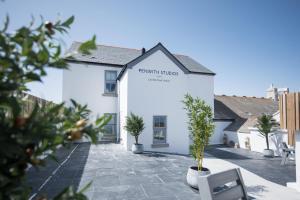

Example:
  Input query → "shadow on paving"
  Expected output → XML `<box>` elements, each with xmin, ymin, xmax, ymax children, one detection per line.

<box><xmin>205</xmin><ymin>145</ymin><xmax>296</xmax><ymax>186</ymax></box>
<box><xmin>25</xmin><ymin>143</ymin><xmax>91</xmax><ymax>199</ymax></box>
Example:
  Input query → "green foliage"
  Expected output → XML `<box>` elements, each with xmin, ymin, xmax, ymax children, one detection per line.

<box><xmin>124</xmin><ymin>113</ymin><xmax>145</xmax><ymax>144</ymax></box>
<box><xmin>0</xmin><ymin>15</ymin><xmax>106</xmax><ymax>199</ymax></box>
<box><xmin>183</xmin><ymin>94</ymin><xmax>214</xmax><ymax>171</ymax></box>
<box><xmin>257</xmin><ymin>114</ymin><xmax>276</xmax><ymax>150</ymax></box>
<box><xmin>78</xmin><ymin>35</ymin><xmax>97</xmax><ymax>55</ymax></box>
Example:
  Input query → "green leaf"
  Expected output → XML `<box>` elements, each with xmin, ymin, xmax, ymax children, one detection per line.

<box><xmin>61</xmin><ymin>16</ymin><xmax>74</xmax><ymax>28</ymax></box>
<box><xmin>70</xmin><ymin>99</ymin><xmax>77</xmax><ymax>107</ymax></box>
<box><xmin>101</xmin><ymin>115</ymin><xmax>112</xmax><ymax>127</ymax></box>
<box><xmin>95</xmin><ymin>116</ymin><xmax>104</xmax><ymax>126</ymax></box>
<box><xmin>78</xmin><ymin>35</ymin><xmax>96</xmax><ymax>55</ymax></box>
<box><xmin>26</xmin><ymin>72</ymin><xmax>42</xmax><ymax>82</ymax></box>
<box><xmin>1</xmin><ymin>15</ymin><xmax>9</xmax><ymax>33</ymax></box>
<box><xmin>53</xmin><ymin>135</ymin><xmax>63</xmax><ymax>145</ymax></box>
<box><xmin>78</xmin><ymin>181</ymin><xmax>92</xmax><ymax>193</ymax></box>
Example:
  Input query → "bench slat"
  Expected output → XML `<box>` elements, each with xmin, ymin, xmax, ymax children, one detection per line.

<box><xmin>207</xmin><ymin>168</ymin><xmax>239</xmax><ymax>189</ymax></box>
<box><xmin>214</xmin><ymin>185</ymin><xmax>244</xmax><ymax>200</ymax></box>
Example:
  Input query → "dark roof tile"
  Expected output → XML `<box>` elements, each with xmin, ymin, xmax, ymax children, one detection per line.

<box><xmin>65</xmin><ymin>42</ymin><xmax>215</xmax><ymax>74</ymax></box>
<box><xmin>214</xmin><ymin>95</ymin><xmax>278</xmax><ymax>132</ymax></box>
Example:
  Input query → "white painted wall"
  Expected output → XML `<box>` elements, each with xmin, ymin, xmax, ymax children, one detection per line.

<box><xmin>224</xmin><ymin>128</ymin><xmax>289</xmax><ymax>156</ymax></box>
<box><xmin>247</xmin><ymin>129</ymin><xmax>289</xmax><ymax>156</ymax></box>
<box><xmin>119</xmin><ymin>71</ymin><xmax>129</xmax><ymax>148</ymax></box>
<box><xmin>224</xmin><ymin>131</ymin><xmax>239</xmax><ymax>144</ymax></box>
<box><xmin>62</xmin><ymin>62</ymin><xmax>122</xmax><ymax>136</ymax></box>
<box><xmin>119</xmin><ymin>50</ymin><xmax>214</xmax><ymax>154</ymax></box>
<box><xmin>287</xmin><ymin>132</ymin><xmax>300</xmax><ymax>192</ymax></box>
<box><xmin>210</xmin><ymin>121</ymin><xmax>232</xmax><ymax>144</ymax></box>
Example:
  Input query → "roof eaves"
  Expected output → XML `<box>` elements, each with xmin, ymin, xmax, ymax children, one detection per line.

<box><xmin>190</xmin><ymin>71</ymin><xmax>216</xmax><ymax>76</ymax></box>
<box><xmin>65</xmin><ymin>58</ymin><xmax>123</xmax><ymax>68</ymax></box>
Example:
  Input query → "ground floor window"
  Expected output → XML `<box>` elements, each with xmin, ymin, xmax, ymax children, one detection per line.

<box><xmin>104</xmin><ymin>113</ymin><xmax>117</xmax><ymax>135</ymax></box>
<box><xmin>153</xmin><ymin>116</ymin><xmax>167</xmax><ymax>144</ymax></box>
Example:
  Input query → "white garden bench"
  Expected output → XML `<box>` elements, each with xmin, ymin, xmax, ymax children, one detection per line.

<box><xmin>198</xmin><ymin>168</ymin><xmax>248</xmax><ymax>200</ymax></box>
<box><xmin>281</xmin><ymin>142</ymin><xmax>295</xmax><ymax>165</ymax></box>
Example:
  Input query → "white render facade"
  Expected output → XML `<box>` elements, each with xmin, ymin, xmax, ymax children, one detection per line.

<box><xmin>63</xmin><ymin>42</ymin><xmax>216</xmax><ymax>154</ymax></box>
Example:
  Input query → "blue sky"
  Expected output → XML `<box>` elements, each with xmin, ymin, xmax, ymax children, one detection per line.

<box><xmin>1</xmin><ymin>0</ymin><xmax>299</xmax><ymax>103</ymax></box>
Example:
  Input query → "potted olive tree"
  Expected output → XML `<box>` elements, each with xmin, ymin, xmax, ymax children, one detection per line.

<box><xmin>257</xmin><ymin>114</ymin><xmax>276</xmax><ymax>157</ymax></box>
<box><xmin>124</xmin><ymin>113</ymin><xmax>145</xmax><ymax>154</ymax></box>
<box><xmin>183</xmin><ymin>94</ymin><xmax>214</xmax><ymax>189</ymax></box>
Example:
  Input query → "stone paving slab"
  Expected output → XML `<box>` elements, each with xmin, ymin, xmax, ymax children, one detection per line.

<box><xmin>26</xmin><ymin>143</ymin><xmax>299</xmax><ymax>200</ymax></box>
<box><xmin>205</xmin><ymin>145</ymin><xmax>296</xmax><ymax>186</ymax></box>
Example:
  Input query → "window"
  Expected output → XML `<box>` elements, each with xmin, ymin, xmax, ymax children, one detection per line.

<box><xmin>103</xmin><ymin>113</ymin><xmax>117</xmax><ymax>135</ymax></box>
<box><xmin>153</xmin><ymin>116</ymin><xmax>167</xmax><ymax>144</ymax></box>
<box><xmin>105</xmin><ymin>71</ymin><xmax>117</xmax><ymax>93</ymax></box>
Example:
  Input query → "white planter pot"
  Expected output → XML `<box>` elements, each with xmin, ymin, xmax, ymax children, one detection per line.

<box><xmin>186</xmin><ymin>166</ymin><xmax>210</xmax><ymax>189</ymax></box>
<box><xmin>263</xmin><ymin>149</ymin><xmax>274</xmax><ymax>157</ymax></box>
<box><xmin>131</xmin><ymin>144</ymin><xmax>144</xmax><ymax>154</ymax></box>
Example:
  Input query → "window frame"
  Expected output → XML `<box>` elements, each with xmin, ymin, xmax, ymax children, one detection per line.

<box><xmin>104</xmin><ymin>70</ymin><xmax>117</xmax><ymax>94</ymax></box>
<box><xmin>153</xmin><ymin>115</ymin><xmax>167</xmax><ymax>144</ymax></box>
<box><xmin>103</xmin><ymin>113</ymin><xmax>117</xmax><ymax>136</ymax></box>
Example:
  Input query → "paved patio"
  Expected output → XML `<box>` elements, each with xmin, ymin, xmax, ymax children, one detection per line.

<box><xmin>26</xmin><ymin>143</ymin><xmax>299</xmax><ymax>200</ymax></box>
<box><xmin>205</xmin><ymin>145</ymin><xmax>296</xmax><ymax>186</ymax></box>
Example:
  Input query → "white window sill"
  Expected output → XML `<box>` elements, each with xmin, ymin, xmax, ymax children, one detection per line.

<box><xmin>102</xmin><ymin>93</ymin><xmax>118</xmax><ymax>97</ymax></box>
<box><xmin>151</xmin><ymin>143</ymin><xmax>169</xmax><ymax>148</ymax></box>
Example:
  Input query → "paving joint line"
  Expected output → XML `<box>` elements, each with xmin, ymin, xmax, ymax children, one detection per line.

<box><xmin>29</xmin><ymin>144</ymin><xmax>79</xmax><ymax>200</ymax></box>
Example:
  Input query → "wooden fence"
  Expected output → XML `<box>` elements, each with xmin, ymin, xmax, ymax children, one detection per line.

<box><xmin>279</xmin><ymin>93</ymin><xmax>300</xmax><ymax>145</ymax></box>
<box><xmin>20</xmin><ymin>92</ymin><xmax>56</xmax><ymax>116</ymax></box>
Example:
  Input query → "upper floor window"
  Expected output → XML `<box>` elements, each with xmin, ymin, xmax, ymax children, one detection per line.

<box><xmin>105</xmin><ymin>70</ymin><xmax>117</xmax><ymax>94</ymax></box>
<box><xmin>153</xmin><ymin>116</ymin><xmax>167</xmax><ymax>144</ymax></box>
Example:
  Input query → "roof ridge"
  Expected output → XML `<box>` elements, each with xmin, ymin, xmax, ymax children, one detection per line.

<box><xmin>215</xmin><ymin>94</ymin><xmax>271</xmax><ymax>99</ymax></box>
<box><xmin>72</xmin><ymin>41</ymin><xmax>141</xmax><ymax>51</ymax></box>
<box><xmin>72</xmin><ymin>41</ymin><xmax>191</xmax><ymax>57</ymax></box>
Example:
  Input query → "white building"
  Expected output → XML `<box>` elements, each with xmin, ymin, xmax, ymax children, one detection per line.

<box><xmin>266</xmin><ymin>83</ymin><xmax>289</xmax><ymax>101</ymax></box>
<box><xmin>63</xmin><ymin>42</ymin><xmax>215</xmax><ymax>154</ymax></box>
<box><xmin>214</xmin><ymin>95</ymin><xmax>289</xmax><ymax>155</ymax></box>
<box><xmin>63</xmin><ymin>42</ymin><xmax>287</xmax><ymax>155</ymax></box>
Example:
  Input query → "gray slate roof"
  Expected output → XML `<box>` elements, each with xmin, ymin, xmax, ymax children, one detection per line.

<box><xmin>214</xmin><ymin>95</ymin><xmax>279</xmax><ymax>132</ymax></box>
<box><xmin>65</xmin><ymin>42</ymin><xmax>215</xmax><ymax>74</ymax></box>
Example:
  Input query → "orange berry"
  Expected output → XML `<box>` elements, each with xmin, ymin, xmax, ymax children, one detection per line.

<box><xmin>14</xmin><ymin>117</ymin><xmax>27</xmax><ymax>128</ymax></box>
<box><xmin>70</xmin><ymin>131</ymin><xmax>82</xmax><ymax>140</ymax></box>
<box><xmin>76</xmin><ymin>119</ymin><xmax>86</xmax><ymax>127</ymax></box>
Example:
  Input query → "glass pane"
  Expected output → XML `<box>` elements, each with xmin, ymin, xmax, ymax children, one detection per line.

<box><xmin>153</xmin><ymin>129</ymin><xmax>166</xmax><ymax>144</ymax></box>
<box><xmin>105</xmin><ymin>72</ymin><xmax>110</xmax><ymax>80</ymax></box>
<box><xmin>110</xmin><ymin>72</ymin><xmax>117</xmax><ymax>80</ymax></box>
<box><xmin>159</xmin><ymin>119</ymin><xmax>165</xmax><ymax>127</ymax></box>
<box><xmin>111</xmin><ymin>114</ymin><xmax>116</xmax><ymax>124</ymax></box>
<box><xmin>111</xmin><ymin>126</ymin><xmax>116</xmax><ymax>135</ymax></box>
<box><xmin>154</xmin><ymin>118</ymin><xmax>160</xmax><ymax>127</ymax></box>
<box><xmin>104</xmin><ymin>125</ymin><xmax>113</xmax><ymax>134</ymax></box>
<box><xmin>153</xmin><ymin>130</ymin><xmax>164</xmax><ymax>140</ymax></box>
<box><xmin>105</xmin><ymin>71</ymin><xmax>117</xmax><ymax>81</ymax></box>
<box><xmin>105</xmin><ymin>113</ymin><xmax>116</xmax><ymax>125</ymax></box>
<box><xmin>105</xmin><ymin>83</ymin><xmax>112</xmax><ymax>92</ymax></box>
<box><xmin>110</xmin><ymin>83</ymin><xmax>116</xmax><ymax>92</ymax></box>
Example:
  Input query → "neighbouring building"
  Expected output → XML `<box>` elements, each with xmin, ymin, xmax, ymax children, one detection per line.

<box><xmin>214</xmin><ymin>95</ymin><xmax>284</xmax><ymax>155</ymax></box>
<box><xmin>266</xmin><ymin>83</ymin><xmax>289</xmax><ymax>101</ymax></box>
<box><xmin>62</xmin><ymin>42</ymin><xmax>285</xmax><ymax>155</ymax></box>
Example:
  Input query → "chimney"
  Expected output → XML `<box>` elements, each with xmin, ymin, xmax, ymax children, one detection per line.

<box><xmin>266</xmin><ymin>84</ymin><xmax>278</xmax><ymax>101</ymax></box>
<box><xmin>141</xmin><ymin>48</ymin><xmax>146</xmax><ymax>55</ymax></box>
